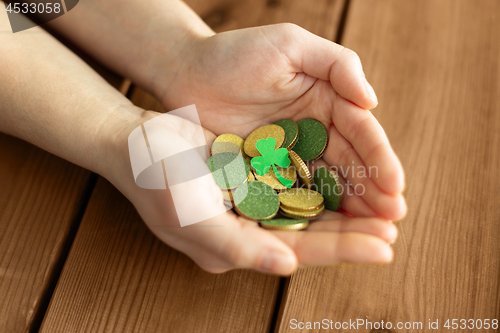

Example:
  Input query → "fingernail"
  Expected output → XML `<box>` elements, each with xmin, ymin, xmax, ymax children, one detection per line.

<box><xmin>260</xmin><ymin>250</ymin><xmax>296</xmax><ymax>274</ymax></box>
<box><xmin>388</xmin><ymin>225</ymin><xmax>398</xmax><ymax>244</ymax></box>
<box><xmin>381</xmin><ymin>244</ymin><xmax>394</xmax><ymax>262</ymax></box>
<box><xmin>362</xmin><ymin>78</ymin><xmax>378</xmax><ymax>105</ymax></box>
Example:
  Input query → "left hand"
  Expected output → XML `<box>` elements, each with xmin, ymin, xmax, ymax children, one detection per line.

<box><xmin>155</xmin><ymin>23</ymin><xmax>406</xmax><ymax>221</ymax></box>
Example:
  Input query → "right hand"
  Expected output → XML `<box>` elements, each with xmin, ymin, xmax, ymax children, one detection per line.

<box><xmin>104</xmin><ymin>110</ymin><xmax>397</xmax><ymax>275</ymax></box>
<box><xmin>154</xmin><ymin>23</ymin><xmax>406</xmax><ymax>222</ymax></box>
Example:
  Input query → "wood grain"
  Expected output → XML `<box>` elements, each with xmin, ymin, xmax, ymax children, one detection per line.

<box><xmin>0</xmin><ymin>27</ymin><xmax>124</xmax><ymax>332</ymax></box>
<box><xmin>128</xmin><ymin>86</ymin><xmax>165</xmax><ymax>113</ymax></box>
<box><xmin>39</xmin><ymin>79</ymin><xmax>279</xmax><ymax>333</ymax></box>
<box><xmin>197</xmin><ymin>0</ymin><xmax>345</xmax><ymax>38</ymax></box>
<box><xmin>39</xmin><ymin>85</ymin><xmax>283</xmax><ymax>332</ymax></box>
<box><xmin>277</xmin><ymin>0</ymin><xmax>500</xmax><ymax>332</ymax></box>
<box><xmin>40</xmin><ymin>177</ymin><xmax>281</xmax><ymax>333</ymax></box>
<box><xmin>39</xmin><ymin>1</ymin><xmax>348</xmax><ymax>331</ymax></box>
<box><xmin>130</xmin><ymin>0</ymin><xmax>347</xmax><ymax>110</ymax></box>
<box><xmin>0</xmin><ymin>135</ymin><xmax>95</xmax><ymax>333</ymax></box>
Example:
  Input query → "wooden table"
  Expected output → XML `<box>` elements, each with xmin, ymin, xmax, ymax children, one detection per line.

<box><xmin>1</xmin><ymin>0</ymin><xmax>499</xmax><ymax>332</ymax></box>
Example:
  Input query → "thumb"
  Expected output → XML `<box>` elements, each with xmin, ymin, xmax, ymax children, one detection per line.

<box><xmin>132</xmin><ymin>111</ymin><xmax>298</xmax><ymax>274</ymax></box>
<box><xmin>269</xmin><ymin>23</ymin><xmax>378</xmax><ymax>109</ymax></box>
<box><xmin>179</xmin><ymin>215</ymin><xmax>299</xmax><ymax>275</ymax></box>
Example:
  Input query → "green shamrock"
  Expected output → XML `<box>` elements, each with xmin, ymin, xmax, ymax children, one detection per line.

<box><xmin>251</xmin><ymin>137</ymin><xmax>294</xmax><ymax>188</ymax></box>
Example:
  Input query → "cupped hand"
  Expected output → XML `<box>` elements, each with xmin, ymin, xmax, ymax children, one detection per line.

<box><xmin>157</xmin><ymin>23</ymin><xmax>406</xmax><ymax>221</ymax></box>
<box><xmin>110</xmin><ymin>108</ymin><xmax>397</xmax><ymax>276</ymax></box>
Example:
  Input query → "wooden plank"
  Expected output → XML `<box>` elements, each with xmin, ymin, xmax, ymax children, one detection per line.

<box><xmin>40</xmin><ymin>2</ymin><xmax>348</xmax><ymax>331</ymax></box>
<box><xmin>0</xmin><ymin>102</ymin><xmax>123</xmax><ymax>331</ymax></box>
<box><xmin>130</xmin><ymin>0</ymin><xmax>347</xmax><ymax>110</ymax></box>
<box><xmin>277</xmin><ymin>0</ymin><xmax>500</xmax><ymax>332</ymax></box>
<box><xmin>0</xmin><ymin>135</ymin><xmax>95</xmax><ymax>333</ymax></box>
<box><xmin>39</xmin><ymin>177</ymin><xmax>281</xmax><ymax>333</ymax></box>
<box><xmin>0</xmin><ymin>21</ymin><xmax>124</xmax><ymax>332</ymax></box>
<box><xmin>198</xmin><ymin>0</ymin><xmax>345</xmax><ymax>38</ymax></box>
<box><xmin>39</xmin><ymin>84</ymin><xmax>282</xmax><ymax>333</ymax></box>
<box><xmin>128</xmin><ymin>86</ymin><xmax>165</xmax><ymax>113</ymax></box>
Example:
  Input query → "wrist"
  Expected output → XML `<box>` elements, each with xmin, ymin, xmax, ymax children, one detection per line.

<box><xmin>123</xmin><ymin>2</ymin><xmax>215</xmax><ymax>102</ymax></box>
<box><xmin>97</xmin><ymin>105</ymin><xmax>161</xmax><ymax>190</ymax></box>
<box><xmin>149</xmin><ymin>31</ymin><xmax>214</xmax><ymax>109</ymax></box>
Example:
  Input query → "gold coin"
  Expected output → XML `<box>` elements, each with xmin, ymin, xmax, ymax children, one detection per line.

<box><xmin>278</xmin><ymin>188</ymin><xmax>324</xmax><ymax>211</ymax></box>
<box><xmin>260</xmin><ymin>220</ymin><xmax>309</xmax><ymax>231</ymax></box>
<box><xmin>289</xmin><ymin>150</ymin><xmax>314</xmax><ymax>188</ymax></box>
<box><xmin>221</xmin><ymin>189</ymin><xmax>234</xmax><ymax>202</ymax></box>
<box><xmin>292</xmin><ymin>119</ymin><xmax>329</xmax><ymax>161</ymax></box>
<box><xmin>280</xmin><ymin>204</ymin><xmax>324</xmax><ymax>215</ymax></box>
<box><xmin>280</xmin><ymin>205</ymin><xmax>324</xmax><ymax>219</ymax></box>
<box><xmin>222</xmin><ymin>189</ymin><xmax>236</xmax><ymax>208</ymax></box>
<box><xmin>220</xmin><ymin>176</ymin><xmax>248</xmax><ymax>191</ymax></box>
<box><xmin>234</xmin><ymin>205</ymin><xmax>278</xmax><ymax>221</ymax></box>
<box><xmin>314</xmin><ymin>134</ymin><xmax>329</xmax><ymax>161</ymax></box>
<box><xmin>273</xmin><ymin>119</ymin><xmax>299</xmax><ymax>150</ymax></box>
<box><xmin>254</xmin><ymin>166</ymin><xmax>297</xmax><ymax>192</ymax></box>
<box><xmin>247</xmin><ymin>169</ymin><xmax>257</xmax><ymax>182</ymax></box>
<box><xmin>312</xmin><ymin>166</ymin><xmax>344</xmax><ymax>211</ymax></box>
<box><xmin>211</xmin><ymin>134</ymin><xmax>250</xmax><ymax>160</ymax></box>
<box><xmin>207</xmin><ymin>153</ymin><xmax>250</xmax><ymax>190</ymax></box>
<box><xmin>329</xmin><ymin>168</ymin><xmax>344</xmax><ymax>209</ymax></box>
<box><xmin>288</xmin><ymin>133</ymin><xmax>299</xmax><ymax>150</ymax></box>
<box><xmin>243</xmin><ymin>125</ymin><xmax>286</xmax><ymax>158</ymax></box>
<box><xmin>280</xmin><ymin>203</ymin><xmax>325</xmax><ymax>214</ymax></box>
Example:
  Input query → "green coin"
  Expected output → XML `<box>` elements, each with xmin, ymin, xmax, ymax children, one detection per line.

<box><xmin>260</xmin><ymin>218</ymin><xmax>309</xmax><ymax>230</ymax></box>
<box><xmin>234</xmin><ymin>181</ymin><xmax>280</xmax><ymax>221</ymax></box>
<box><xmin>274</xmin><ymin>119</ymin><xmax>298</xmax><ymax>149</ymax></box>
<box><xmin>313</xmin><ymin>167</ymin><xmax>343</xmax><ymax>211</ymax></box>
<box><xmin>291</xmin><ymin>119</ymin><xmax>328</xmax><ymax>161</ymax></box>
<box><xmin>206</xmin><ymin>152</ymin><xmax>250</xmax><ymax>189</ymax></box>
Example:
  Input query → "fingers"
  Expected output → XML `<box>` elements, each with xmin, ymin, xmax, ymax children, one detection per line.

<box><xmin>330</xmin><ymin>47</ymin><xmax>378</xmax><ymax>109</ymax></box>
<box><xmin>178</xmin><ymin>213</ymin><xmax>395</xmax><ymax>274</ymax></box>
<box><xmin>203</xmin><ymin>127</ymin><xmax>217</xmax><ymax>146</ymax></box>
<box><xmin>273</xmin><ymin>230</ymin><xmax>393</xmax><ymax>266</ymax></box>
<box><xmin>308</xmin><ymin>158</ymin><xmax>380</xmax><ymax>217</ymax></box>
<box><xmin>174</xmin><ymin>214</ymin><xmax>298</xmax><ymax>275</ymax></box>
<box><xmin>271</xmin><ymin>23</ymin><xmax>377</xmax><ymax>110</ymax></box>
<box><xmin>145</xmin><ymin>116</ymin><xmax>298</xmax><ymax>275</ymax></box>
<box><xmin>332</xmin><ymin>95</ymin><xmax>405</xmax><ymax>194</ymax></box>
<box><xmin>308</xmin><ymin>212</ymin><xmax>397</xmax><ymax>243</ymax></box>
<box><xmin>323</xmin><ymin>122</ymin><xmax>406</xmax><ymax>221</ymax></box>
<box><xmin>171</xmin><ymin>209</ymin><xmax>397</xmax><ymax>274</ymax></box>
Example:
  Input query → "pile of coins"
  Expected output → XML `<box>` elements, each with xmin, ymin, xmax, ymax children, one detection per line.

<box><xmin>206</xmin><ymin>118</ymin><xmax>343</xmax><ymax>231</ymax></box>
<box><xmin>278</xmin><ymin>188</ymin><xmax>325</xmax><ymax>219</ymax></box>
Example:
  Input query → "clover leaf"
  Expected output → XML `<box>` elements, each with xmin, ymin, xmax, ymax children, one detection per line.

<box><xmin>251</xmin><ymin>137</ymin><xmax>293</xmax><ymax>188</ymax></box>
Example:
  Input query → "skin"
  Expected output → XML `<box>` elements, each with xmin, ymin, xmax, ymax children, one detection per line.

<box><xmin>0</xmin><ymin>0</ymin><xmax>406</xmax><ymax>275</ymax></box>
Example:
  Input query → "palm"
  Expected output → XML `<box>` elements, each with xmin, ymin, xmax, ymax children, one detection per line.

<box><xmin>162</xmin><ymin>28</ymin><xmax>332</xmax><ymax>136</ymax></box>
<box><xmin>162</xmin><ymin>26</ymin><xmax>405</xmax><ymax>220</ymax></box>
<box><xmin>201</xmin><ymin>81</ymin><xmax>332</xmax><ymax>138</ymax></box>
<box><xmin>142</xmin><ymin>24</ymin><xmax>407</xmax><ymax>274</ymax></box>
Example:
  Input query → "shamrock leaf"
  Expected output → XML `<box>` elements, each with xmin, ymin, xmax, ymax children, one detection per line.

<box><xmin>251</xmin><ymin>137</ymin><xmax>293</xmax><ymax>188</ymax></box>
<box><xmin>272</xmin><ymin>147</ymin><xmax>291</xmax><ymax>168</ymax></box>
<box><xmin>255</xmin><ymin>137</ymin><xmax>276</xmax><ymax>157</ymax></box>
<box><xmin>251</xmin><ymin>155</ymin><xmax>272</xmax><ymax>176</ymax></box>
